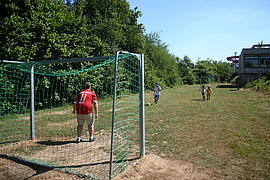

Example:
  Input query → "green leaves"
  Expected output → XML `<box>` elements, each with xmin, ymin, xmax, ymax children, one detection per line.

<box><xmin>177</xmin><ymin>58</ymin><xmax>233</xmax><ymax>85</ymax></box>
<box><xmin>0</xmin><ymin>0</ymin><xmax>94</xmax><ymax>62</ymax></box>
<box><xmin>0</xmin><ymin>0</ymin><xmax>145</xmax><ymax>63</ymax></box>
<box><xmin>81</xmin><ymin>0</ymin><xmax>144</xmax><ymax>55</ymax></box>
<box><xmin>143</xmin><ymin>33</ymin><xmax>182</xmax><ymax>88</ymax></box>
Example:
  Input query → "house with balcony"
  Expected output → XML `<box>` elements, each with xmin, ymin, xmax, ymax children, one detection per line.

<box><xmin>228</xmin><ymin>44</ymin><xmax>270</xmax><ymax>86</ymax></box>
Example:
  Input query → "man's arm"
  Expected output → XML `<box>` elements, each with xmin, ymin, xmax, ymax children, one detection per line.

<box><xmin>93</xmin><ymin>101</ymin><xmax>99</xmax><ymax>119</ymax></box>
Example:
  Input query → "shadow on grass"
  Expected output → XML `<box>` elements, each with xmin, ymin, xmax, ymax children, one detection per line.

<box><xmin>0</xmin><ymin>139</ymin><xmax>24</xmax><ymax>145</ymax></box>
<box><xmin>0</xmin><ymin>154</ymin><xmax>53</xmax><ymax>178</ymax></box>
<box><xmin>36</xmin><ymin>140</ymin><xmax>76</xmax><ymax>146</ymax></box>
<box><xmin>0</xmin><ymin>154</ymin><xmax>140</xmax><ymax>178</ymax></box>
<box><xmin>55</xmin><ymin>156</ymin><xmax>140</xmax><ymax>169</ymax></box>
<box><xmin>216</xmin><ymin>84</ymin><xmax>237</xmax><ymax>88</ymax></box>
<box><xmin>191</xmin><ymin>99</ymin><xmax>204</xmax><ymax>101</ymax></box>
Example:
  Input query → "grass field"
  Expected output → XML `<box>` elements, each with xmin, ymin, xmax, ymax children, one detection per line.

<box><xmin>1</xmin><ymin>83</ymin><xmax>269</xmax><ymax>179</ymax></box>
<box><xmin>145</xmin><ymin>84</ymin><xmax>270</xmax><ymax>179</ymax></box>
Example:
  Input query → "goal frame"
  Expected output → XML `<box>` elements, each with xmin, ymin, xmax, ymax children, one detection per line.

<box><xmin>1</xmin><ymin>51</ymin><xmax>145</xmax><ymax>179</ymax></box>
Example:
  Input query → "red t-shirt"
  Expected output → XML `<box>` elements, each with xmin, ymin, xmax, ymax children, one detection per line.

<box><xmin>75</xmin><ymin>89</ymin><xmax>97</xmax><ymax>114</ymax></box>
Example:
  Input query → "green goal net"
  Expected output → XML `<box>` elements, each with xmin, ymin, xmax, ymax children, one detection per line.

<box><xmin>0</xmin><ymin>52</ymin><xmax>145</xmax><ymax>179</ymax></box>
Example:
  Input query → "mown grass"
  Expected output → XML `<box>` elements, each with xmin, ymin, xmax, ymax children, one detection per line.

<box><xmin>145</xmin><ymin>84</ymin><xmax>270</xmax><ymax>179</ymax></box>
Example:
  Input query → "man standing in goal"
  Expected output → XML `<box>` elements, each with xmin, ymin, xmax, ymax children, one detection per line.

<box><xmin>73</xmin><ymin>82</ymin><xmax>99</xmax><ymax>143</ymax></box>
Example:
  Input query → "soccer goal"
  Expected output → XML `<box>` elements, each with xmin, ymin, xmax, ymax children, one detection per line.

<box><xmin>0</xmin><ymin>51</ymin><xmax>145</xmax><ymax>179</ymax></box>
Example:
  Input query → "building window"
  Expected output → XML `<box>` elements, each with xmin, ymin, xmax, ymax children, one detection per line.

<box><xmin>261</xmin><ymin>56</ymin><xmax>270</xmax><ymax>67</ymax></box>
<box><xmin>244</xmin><ymin>56</ymin><xmax>259</xmax><ymax>68</ymax></box>
<box><xmin>244</xmin><ymin>56</ymin><xmax>270</xmax><ymax>68</ymax></box>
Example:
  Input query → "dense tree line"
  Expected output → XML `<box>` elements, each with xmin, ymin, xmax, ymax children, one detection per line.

<box><xmin>177</xmin><ymin>56</ymin><xmax>233</xmax><ymax>85</ymax></box>
<box><xmin>0</xmin><ymin>0</ymin><xmax>234</xmax><ymax>89</ymax></box>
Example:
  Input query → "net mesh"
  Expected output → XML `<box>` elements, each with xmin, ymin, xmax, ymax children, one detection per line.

<box><xmin>0</xmin><ymin>53</ymin><xmax>142</xmax><ymax>179</ymax></box>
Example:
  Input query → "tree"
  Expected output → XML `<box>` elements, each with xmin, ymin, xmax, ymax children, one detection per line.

<box><xmin>0</xmin><ymin>0</ymin><xmax>234</xmax><ymax>91</ymax></box>
<box><xmin>177</xmin><ymin>56</ymin><xmax>196</xmax><ymax>84</ymax></box>
<box><xmin>193</xmin><ymin>60</ymin><xmax>217</xmax><ymax>84</ymax></box>
<box><xmin>77</xmin><ymin>0</ymin><xmax>145</xmax><ymax>55</ymax></box>
<box><xmin>215</xmin><ymin>62</ymin><xmax>233</xmax><ymax>82</ymax></box>
<box><xmin>143</xmin><ymin>33</ymin><xmax>182</xmax><ymax>88</ymax></box>
<box><xmin>192</xmin><ymin>59</ymin><xmax>233</xmax><ymax>84</ymax></box>
<box><xmin>0</xmin><ymin>0</ymin><xmax>97</xmax><ymax>62</ymax></box>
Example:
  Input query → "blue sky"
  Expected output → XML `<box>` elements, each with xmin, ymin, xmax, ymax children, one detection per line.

<box><xmin>128</xmin><ymin>0</ymin><xmax>270</xmax><ymax>62</ymax></box>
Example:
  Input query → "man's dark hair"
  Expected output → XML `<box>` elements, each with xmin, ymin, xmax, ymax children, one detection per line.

<box><xmin>85</xmin><ymin>82</ymin><xmax>91</xmax><ymax>89</ymax></box>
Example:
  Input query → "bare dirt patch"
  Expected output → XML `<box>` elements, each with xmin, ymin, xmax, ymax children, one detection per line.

<box><xmin>115</xmin><ymin>154</ymin><xmax>213</xmax><ymax>180</ymax></box>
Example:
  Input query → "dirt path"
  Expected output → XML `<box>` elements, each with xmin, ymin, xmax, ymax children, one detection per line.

<box><xmin>0</xmin><ymin>154</ymin><xmax>213</xmax><ymax>180</ymax></box>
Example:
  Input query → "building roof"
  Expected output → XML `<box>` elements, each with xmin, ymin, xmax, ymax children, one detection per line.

<box><xmin>251</xmin><ymin>44</ymin><xmax>270</xmax><ymax>49</ymax></box>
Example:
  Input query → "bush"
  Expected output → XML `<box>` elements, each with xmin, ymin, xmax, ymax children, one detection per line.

<box><xmin>244</xmin><ymin>73</ymin><xmax>270</xmax><ymax>92</ymax></box>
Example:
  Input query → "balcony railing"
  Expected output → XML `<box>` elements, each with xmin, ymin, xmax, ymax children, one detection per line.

<box><xmin>239</xmin><ymin>67</ymin><xmax>270</xmax><ymax>74</ymax></box>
